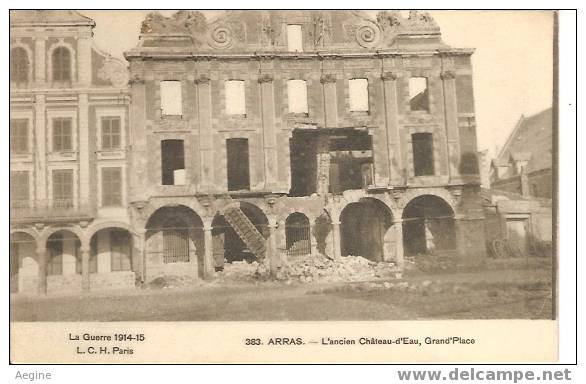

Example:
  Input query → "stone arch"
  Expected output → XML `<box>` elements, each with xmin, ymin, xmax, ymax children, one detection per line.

<box><xmin>402</xmin><ymin>194</ymin><xmax>456</xmax><ymax>256</ymax></box>
<box><xmin>88</xmin><ymin>224</ymin><xmax>135</xmax><ymax>275</ymax></box>
<box><xmin>284</xmin><ymin>212</ymin><xmax>311</xmax><ymax>257</ymax></box>
<box><xmin>10</xmin><ymin>231</ymin><xmax>38</xmax><ymax>294</ymax></box>
<box><xmin>10</xmin><ymin>43</ymin><xmax>33</xmax><ymax>83</ymax></box>
<box><xmin>45</xmin><ymin>229</ymin><xmax>83</xmax><ymax>277</ymax></box>
<box><xmin>339</xmin><ymin>197</ymin><xmax>394</xmax><ymax>262</ymax></box>
<box><xmin>47</xmin><ymin>39</ymin><xmax>76</xmax><ymax>82</ymax></box>
<box><xmin>87</xmin><ymin>220</ymin><xmax>135</xmax><ymax>240</ymax></box>
<box><xmin>213</xmin><ymin>201</ymin><xmax>269</xmax><ymax>265</ymax></box>
<box><xmin>139</xmin><ymin>198</ymin><xmax>207</xmax><ymax>229</ymax></box>
<box><xmin>398</xmin><ymin>188</ymin><xmax>457</xmax><ymax>211</ymax></box>
<box><xmin>145</xmin><ymin>205</ymin><xmax>205</xmax><ymax>279</ymax></box>
<box><xmin>40</xmin><ymin>225</ymin><xmax>88</xmax><ymax>249</ymax></box>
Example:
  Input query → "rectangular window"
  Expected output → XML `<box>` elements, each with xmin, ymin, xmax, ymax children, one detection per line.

<box><xmin>412</xmin><ymin>133</ymin><xmax>435</xmax><ymax>176</ymax></box>
<box><xmin>287</xmin><ymin>79</ymin><xmax>308</xmax><ymax>114</ymax></box>
<box><xmin>10</xmin><ymin>119</ymin><xmax>28</xmax><ymax>154</ymax></box>
<box><xmin>226</xmin><ymin>138</ymin><xmax>250</xmax><ymax>191</ymax></box>
<box><xmin>101</xmin><ymin>167</ymin><xmax>122</xmax><ymax>207</ymax></box>
<box><xmin>10</xmin><ymin>171</ymin><xmax>29</xmax><ymax>207</ymax></box>
<box><xmin>161</xmin><ymin>140</ymin><xmax>185</xmax><ymax>186</ymax></box>
<box><xmin>287</xmin><ymin>25</ymin><xmax>303</xmax><ymax>52</ymax></box>
<box><xmin>160</xmin><ymin>80</ymin><xmax>183</xmax><ymax>116</ymax></box>
<box><xmin>52</xmin><ymin>118</ymin><xmax>73</xmax><ymax>152</ymax></box>
<box><xmin>225</xmin><ymin>80</ymin><xmax>246</xmax><ymax>115</ymax></box>
<box><xmin>110</xmin><ymin>230</ymin><xmax>132</xmax><ymax>271</ymax></box>
<box><xmin>101</xmin><ymin>117</ymin><xmax>121</xmax><ymax>150</ymax></box>
<box><xmin>349</xmin><ymin>78</ymin><xmax>369</xmax><ymax>112</ymax></box>
<box><xmin>52</xmin><ymin>169</ymin><xmax>73</xmax><ymax>208</ymax></box>
<box><xmin>409</xmin><ymin>77</ymin><xmax>430</xmax><ymax>112</ymax></box>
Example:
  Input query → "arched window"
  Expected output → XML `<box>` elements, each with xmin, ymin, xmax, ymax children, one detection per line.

<box><xmin>285</xmin><ymin>213</ymin><xmax>311</xmax><ymax>256</ymax></box>
<box><xmin>52</xmin><ymin>47</ymin><xmax>71</xmax><ymax>82</ymax></box>
<box><xmin>10</xmin><ymin>47</ymin><xmax>29</xmax><ymax>83</ymax></box>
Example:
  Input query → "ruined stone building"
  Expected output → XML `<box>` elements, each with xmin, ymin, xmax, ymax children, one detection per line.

<box><xmin>9</xmin><ymin>11</ymin><xmax>131</xmax><ymax>294</ymax></box>
<box><xmin>10</xmin><ymin>10</ymin><xmax>487</xmax><ymax>294</ymax></box>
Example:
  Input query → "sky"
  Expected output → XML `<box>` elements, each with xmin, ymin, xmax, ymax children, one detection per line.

<box><xmin>83</xmin><ymin>10</ymin><xmax>554</xmax><ymax>157</ymax></box>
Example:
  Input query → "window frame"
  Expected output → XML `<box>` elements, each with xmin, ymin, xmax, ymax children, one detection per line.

<box><xmin>10</xmin><ymin>46</ymin><xmax>30</xmax><ymax>84</ymax></box>
<box><xmin>409</xmin><ymin>76</ymin><xmax>430</xmax><ymax>112</ymax></box>
<box><xmin>101</xmin><ymin>167</ymin><xmax>123</xmax><ymax>207</ymax></box>
<box><xmin>287</xmin><ymin>79</ymin><xmax>309</xmax><ymax>115</ymax></box>
<box><xmin>51</xmin><ymin>168</ymin><xmax>75</xmax><ymax>208</ymax></box>
<box><xmin>286</xmin><ymin>24</ymin><xmax>304</xmax><ymax>52</ymax></box>
<box><xmin>51</xmin><ymin>46</ymin><xmax>72</xmax><ymax>82</ymax></box>
<box><xmin>10</xmin><ymin>119</ymin><xmax>29</xmax><ymax>155</ymax></box>
<box><xmin>348</xmin><ymin>78</ymin><xmax>370</xmax><ymax>112</ymax></box>
<box><xmin>160</xmin><ymin>80</ymin><xmax>183</xmax><ymax>117</ymax></box>
<box><xmin>224</xmin><ymin>80</ymin><xmax>247</xmax><ymax>116</ymax></box>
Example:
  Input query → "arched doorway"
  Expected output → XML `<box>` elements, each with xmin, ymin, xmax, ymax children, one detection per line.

<box><xmin>45</xmin><ymin>230</ymin><xmax>83</xmax><ymax>292</ymax></box>
<box><xmin>145</xmin><ymin>205</ymin><xmax>205</xmax><ymax>280</ymax></box>
<box><xmin>212</xmin><ymin>201</ymin><xmax>268</xmax><ymax>268</ymax></box>
<box><xmin>285</xmin><ymin>213</ymin><xmax>311</xmax><ymax>257</ymax></box>
<box><xmin>402</xmin><ymin>195</ymin><xmax>456</xmax><ymax>256</ymax></box>
<box><xmin>340</xmin><ymin>198</ymin><xmax>393</xmax><ymax>262</ymax></box>
<box><xmin>89</xmin><ymin>228</ymin><xmax>133</xmax><ymax>275</ymax></box>
<box><xmin>10</xmin><ymin>232</ymin><xmax>37</xmax><ymax>293</ymax></box>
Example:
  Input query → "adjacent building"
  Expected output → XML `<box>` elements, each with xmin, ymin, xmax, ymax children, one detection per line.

<box><xmin>10</xmin><ymin>10</ymin><xmax>488</xmax><ymax>294</ymax></box>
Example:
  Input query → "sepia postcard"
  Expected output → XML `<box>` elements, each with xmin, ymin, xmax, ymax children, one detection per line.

<box><xmin>9</xmin><ymin>9</ymin><xmax>561</xmax><ymax>364</ymax></box>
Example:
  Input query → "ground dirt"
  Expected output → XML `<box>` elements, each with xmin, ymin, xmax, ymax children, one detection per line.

<box><xmin>10</xmin><ymin>258</ymin><xmax>553</xmax><ymax>321</ymax></box>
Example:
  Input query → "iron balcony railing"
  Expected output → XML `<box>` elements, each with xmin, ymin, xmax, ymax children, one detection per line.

<box><xmin>10</xmin><ymin>199</ymin><xmax>96</xmax><ymax>222</ymax></box>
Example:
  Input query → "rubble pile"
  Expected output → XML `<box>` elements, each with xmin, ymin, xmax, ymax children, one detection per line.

<box><xmin>217</xmin><ymin>260</ymin><xmax>270</xmax><ymax>282</ymax></box>
<box><xmin>278</xmin><ymin>253</ymin><xmax>398</xmax><ymax>283</ymax></box>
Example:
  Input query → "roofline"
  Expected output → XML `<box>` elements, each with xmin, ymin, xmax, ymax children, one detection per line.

<box><xmin>496</xmin><ymin>114</ymin><xmax>525</xmax><ymax>159</ymax></box>
<box><xmin>11</xmin><ymin>20</ymin><xmax>95</xmax><ymax>28</ymax></box>
<box><xmin>124</xmin><ymin>48</ymin><xmax>475</xmax><ymax>60</ymax></box>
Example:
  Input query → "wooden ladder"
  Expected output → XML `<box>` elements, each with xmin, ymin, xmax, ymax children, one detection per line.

<box><xmin>221</xmin><ymin>194</ymin><xmax>267</xmax><ymax>259</ymax></box>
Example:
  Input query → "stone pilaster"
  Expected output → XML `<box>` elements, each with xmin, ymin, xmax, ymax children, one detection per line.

<box><xmin>258</xmin><ymin>74</ymin><xmax>278</xmax><ymax>190</ymax></box>
<box><xmin>203</xmin><ymin>225</ymin><xmax>214</xmax><ymax>279</ymax></box>
<box><xmin>331</xmin><ymin>220</ymin><xmax>341</xmax><ymax>259</ymax></box>
<box><xmin>34</xmin><ymin>37</ymin><xmax>46</xmax><ymax>85</ymax></box>
<box><xmin>196</xmin><ymin>75</ymin><xmax>214</xmax><ymax>192</ymax></box>
<box><xmin>441</xmin><ymin>69</ymin><xmax>461</xmax><ymax>182</ymax></box>
<box><xmin>393</xmin><ymin>213</ymin><xmax>404</xmax><ymax>275</ymax></box>
<box><xmin>381</xmin><ymin>71</ymin><xmax>402</xmax><ymax>186</ymax></box>
<box><xmin>78</xmin><ymin>93</ymin><xmax>90</xmax><ymax>205</ymax></box>
<box><xmin>267</xmin><ymin>218</ymin><xmax>279</xmax><ymax>277</ymax></box>
<box><xmin>77</xmin><ymin>37</ymin><xmax>92</xmax><ymax>86</ymax></box>
<box><xmin>320</xmin><ymin>74</ymin><xmax>338</xmax><ymax>128</ymax></box>
<box><xmin>34</xmin><ymin>94</ymin><xmax>47</xmax><ymax>201</ymax></box>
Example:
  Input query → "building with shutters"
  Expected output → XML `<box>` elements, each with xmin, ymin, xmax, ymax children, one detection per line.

<box><xmin>10</xmin><ymin>10</ymin><xmax>489</xmax><ymax>295</ymax></box>
<box><xmin>9</xmin><ymin>11</ymin><xmax>133</xmax><ymax>294</ymax></box>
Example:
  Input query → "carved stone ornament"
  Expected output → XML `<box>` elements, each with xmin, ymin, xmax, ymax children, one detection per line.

<box><xmin>320</xmin><ymin>74</ymin><xmax>337</xmax><ymax>84</ymax></box>
<box><xmin>128</xmin><ymin>74</ymin><xmax>144</xmax><ymax>86</ymax></box>
<box><xmin>257</xmin><ymin>73</ymin><xmax>274</xmax><ymax>83</ymax></box>
<box><xmin>381</xmin><ymin>71</ymin><xmax>398</xmax><ymax>81</ymax></box>
<box><xmin>354</xmin><ymin>20</ymin><xmax>382</xmax><ymax>48</ymax></box>
<box><xmin>98</xmin><ymin>58</ymin><xmax>129</xmax><ymax>88</ymax></box>
<box><xmin>140</xmin><ymin>11</ymin><xmax>208</xmax><ymax>46</ymax></box>
<box><xmin>195</xmin><ymin>75</ymin><xmax>211</xmax><ymax>84</ymax></box>
<box><xmin>440</xmin><ymin>70</ymin><xmax>456</xmax><ymax>80</ymax></box>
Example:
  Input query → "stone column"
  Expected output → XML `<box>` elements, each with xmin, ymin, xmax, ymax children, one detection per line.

<box><xmin>267</xmin><ymin>219</ymin><xmax>279</xmax><ymax>277</ymax></box>
<box><xmin>316</xmin><ymin>133</ymin><xmax>331</xmax><ymax>195</ymax></box>
<box><xmin>77</xmin><ymin>37</ymin><xmax>92</xmax><ymax>86</ymax></box>
<box><xmin>381</xmin><ymin>71</ymin><xmax>402</xmax><ymax>186</ymax></box>
<box><xmin>196</xmin><ymin>76</ymin><xmax>214</xmax><ymax>192</ymax></box>
<box><xmin>34</xmin><ymin>94</ymin><xmax>47</xmax><ymax>201</ymax></box>
<box><xmin>36</xmin><ymin>246</ymin><xmax>47</xmax><ymax>295</ymax></box>
<box><xmin>394</xmin><ymin>213</ymin><xmax>405</xmax><ymax>276</ymax></box>
<box><xmin>81</xmin><ymin>246</ymin><xmax>90</xmax><ymax>291</ymax></box>
<box><xmin>203</xmin><ymin>225</ymin><xmax>214</xmax><ymax>279</ymax></box>
<box><xmin>441</xmin><ymin>70</ymin><xmax>461</xmax><ymax>182</ymax></box>
<box><xmin>331</xmin><ymin>220</ymin><xmax>341</xmax><ymax>259</ymax></box>
<box><xmin>258</xmin><ymin>74</ymin><xmax>278</xmax><ymax>190</ymax></box>
<box><xmin>78</xmin><ymin>93</ymin><xmax>90</xmax><ymax>207</ymax></box>
<box><xmin>320</xmin><ymin>74</ymin><xmax>338</xmax><ymax>128</ymax></box>
<box><xmin>34</xmin><ymin>37</ymin><xmax>46</xmax><ymax>85</ymax></box>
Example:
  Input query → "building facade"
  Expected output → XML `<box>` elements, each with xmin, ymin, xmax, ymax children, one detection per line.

<box><xmin>10</xmin><ymin>10</ymin><xmax>487</xmax><ymax>295</ymax></box>
<box><xmin>9</xmin><ymin>11</ymin><xmax>133</xmax><ymax>294</ymax></box>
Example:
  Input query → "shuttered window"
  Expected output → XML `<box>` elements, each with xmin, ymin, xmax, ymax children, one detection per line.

<box><xmin>52</xmin><ymin>169</ymin><xmax>73</xmax><ymax>207</ymax></box>
<box><xmin>52</xmin><ymin>47</ymin><xmax>71</xmax><ymax>82</ymax></box>
<box><xmin>53</xmin><ymin>118</ymin><xmax>72</xmax><ymax>152</ymax></box>
<box><xmin>102</xmin><ymin>167</ymin><xmax>122</xmax><ymax>207</ymax></box>
<box><xmin>101</xmin><ymin>117</ymin><xmax>121</xmax><ymax>150</ymax></box>
<box><xmin>10</xmin><ymin>119</ymin><xmax>29</xmax><ymax>154</ymax></box>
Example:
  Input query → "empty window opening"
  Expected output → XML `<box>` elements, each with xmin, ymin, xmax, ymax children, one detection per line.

<box><xmin>225</xmin><ymin>80</ymin><xmax>246</xmax><ymax>115</ymax></box>
<box><xmin>163</xmin><ymin>218</ymin><xmax>190</xmax><ymax>264</ymax></box>
<box><xmin>52</xmin><ymin>47</ymin><xmax>71</xmax><ymax>82</ymax></box>
<box><xmin>349</xmin><ymin>78</ymin><xmax>369</xmax><ymax>112</ymax></box>
<box><xmin>160</xmin><ymin>80</ymin><xmax>183</xmax><ymax>116</ymax></box>
<box><xmin>52</xmin><ymin>118</ymin><xmax>72</xmax><ymax>152</ymax></box>
<box><xmin>409</xmin><ymin>77</ymin><xmax>429</xmax><ymax>111</ymax></box>
<box><xmin>285</xmin><ymin>213</ymin><xmax>311</xmax><ymax>257</ymax></box>
<box><xmin>161</xmin><ymin>139</ymin><xmax>185</xmax><ymax>186</ymax></box>
<box><xmin>10</xmin><ymin>119</ymin><xmax>28</xmax><ymax>154</ymax></box>
<box><xmin>412</xmin><ymin>133</ymin><xmax>434</xmax><ymax>176</ymax></box>
<box><xmin>287</xmin><ymin>79</ymin><xmax>308</xmax><ymax>114</ymax></box>
<box><xmin>101</xmin><ymin>167</ymin><xmax>122</xmax><ymax>207</ymax></box>
<box><xmin>289</xmin><ymin>131</ymin><xmax>318</xmax><ymax>196</ymax></box>
<box><xmin>287</xmin><ymin>25</ymin><xmax>303</xmax><ymax>52</ymax></box>
<box><xmin>329</xmin><ymin>130</ymin><xmax>373</xmax><ymax>194</ymax></box>
<box><xmin>46</xmin><ymin>231</ymin><xmax>81</xmax><ymax>276</ymax></box>
<box><xmin>11</xmin><ymin>47</ymin><xmax>29</xmax><ymax>83</ymax></box>
<box><xmin>52</xmin><ymin>169</ymin><xmax>73</xmax><ymax>208</ymax></box>
<box><xmin>226</xmin><ymin>138</ymin><xmax>250</xmax><ymax>191</ymax></box>
<box><xmin>402</xmin><ymin>195</ymin><xmax>456</xmax><ymax>256</ymax></box>
<box><xmin>101</xmin><ymin>117</ymin><xmax>121</xmax><ymax>150</ymax></box>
